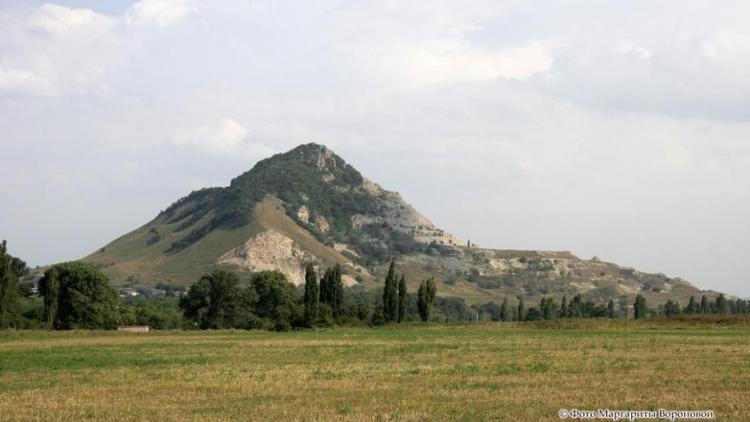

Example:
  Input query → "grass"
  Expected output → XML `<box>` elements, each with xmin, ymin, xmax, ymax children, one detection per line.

<box><xmin>1</xmin><ymin>321</ymin><xmax>748</xmax><ymax>421</ymax></box>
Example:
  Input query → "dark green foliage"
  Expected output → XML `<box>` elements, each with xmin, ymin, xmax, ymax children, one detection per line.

<box><xmin>383</xmin><ymin>260</ymin><xmax>399</xmax><ymax>322</ymax></box>
<box><xmin>320</xmin><ymin>265</ymin><xmax>343</xmax><ymax>318</ymax></box>
<box><xmin>634</xmin><ymin>294</ymin><xmax>648</xmax><ymax>320</ymax></box>
<box><xmin>397</xmin><ymin>274</ymin><xmax>408</xmax><ymax>323</ymax></box>
<box><xmin>685</xmin><ymin>296</ymin><xmax>698</xmax><ymax>314</ymax></box>
<box><xmin>735</xmin><ymin>299</ymin><xmax>749</xmax><ymax>315</ymax></box>
<box><xmin>369</xmin><ymin>303</ymin><xmax>386</xmax><ymax>326</ymax></box>
<box><xmin>179</xmin><ymin>270</ymin><xmax>252</xmax><ymax>329</ymax></box>
<box><xmin>417</xmin><ymin>278</ymin><xmax>437</xmax><ymax>322</ymax></box>
<box><xmin>179</xmin><ymin>270</ymin><xmax>302</xmax><ymax>331</ymax></box>
<box><xmin>516</xmin><ymin>296</ymin><xmax>525</xmax><ymax>321</ymax></box>
<box><xmin>146</xmin><ymin>228</ymin><xmax>161</xmax><ymax>246</ymax></box>
<box><xmin>663</xmin><ymin>300</ymin><xmax>681</xmax><ymax>317</ymax></box>
<box><xmin>163</xmin><ymin>144</ymin><xmax>382</xmax><ymax>255</ymax></box>
<box><xmin>337</xmin><ymin>301</ymin><xmax>372</xmax><ymax>325</ymax></box>
<box><xmin>568</xmin><ymin>294</ymin><xmax>584</xmax><ymax>318</ymax></box>
<box><xmin>0</xmin><ymin>240</ymin><xmax>21</xmax><ymax>328</ymax></box>
<box><xmin>38</xmin><ymin>262</ymin><xmax>119</xmax><ymax>329</ymax></box>
<box><xmin>474</xmin><ymin>301</ymin><xmax>502</xmax><ymax>321</ymax></box>
<box><xmin>432</xmin><ymin>296</ymin><xmax>471</xmax><ymax>322</ymax></box>
<box><xmin>250</xmin><ymin>271</ymin><xmax>303</xmax><ymax>331</ymax></box>
<box><xmin>555</xmin><ymin>294</ymin><xmax>617</xmax><ymax>319</ymax></box>
<box><xmin>525</xmin><ymin>307</ymin><xmax>541</xmax><ymax>321</ymax></box>
<box><xmin>118</xmin><ymin>298</ymin><xmax>184</xmax><ymax>329</ymax></box>
<box><xmin>700</xmin><ymin>295</ymin><xmax>708</xmax><ymax>314</ymax></box>
<box><xmin>713</xmin><ymin>294</ymin><xmax>729</xmax><ymax>315</ymax></box>
<box><xmin>5</xmin><ymin>246</ymin><xmax>28</xmax><ymax>280</ymax></box>
<box><xmin>303</xmin><ymin>263</ymin><xmax>319</xmax><ymax>326</ymax></box>
<box><xmin>500</xmin><ymin>297</ymin><xmax>511</xmax><ymax>321</ymax></box>
<box><xmin>540</xmin><ymin>297</ymin><xmax>557</xmax><ymax>320</ymax></box>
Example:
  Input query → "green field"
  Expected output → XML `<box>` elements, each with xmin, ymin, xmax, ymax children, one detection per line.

<box><xmin>1</xmin><ymin>321</ymin><xmax>749</xmax><ymax>421</ymax></box>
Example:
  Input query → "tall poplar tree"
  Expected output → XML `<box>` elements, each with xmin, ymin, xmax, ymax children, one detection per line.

<box><xmin>320</xmin><ymin>265</ymin><xmax>344</xmax><ymax>317</ymax></box>
<box><xmin>500</xmin><ymin>297</ymin><xmax>510</xmax><ymax>321</ymax></box>
<box><xmin>634</xmin><ymin>294</ymin><xmax>648</xmax><ymax>320</ymax></box>
<box><xmin>541</xmin><ymin>297</ymin><xmax>557</xmax><ymax>320</ymax></box>
<box><xmin>397</xmin><ymin>274</ymin><xmax>408</xmax><ymax>323</ymax></box>
<box><xmin>699</xmin><ymin>295</ymin><xmax>708</xmax><ymax>314</ymax></box>
<box><xmin>383</xmin><ymin>260</ymin><xmax>398</xmax><ymax>322</ymax></box>
<box><xmin>517</xmin><ymin>296</ymin><xmax>525</xmax><ymax>321</ymax></box>
<box><xmin>331</xmin><ymin>264</ymin><xmax>344</xmax><ymax>317</ymax></box>
<box><xmin>303</xmin><ymin>263</ymin><xmax>319</xmax><ymax>326</ymax></box>
<box><xmin>417</xmin><ymin>278</ymin><xmax>436</xmax><ymax>322</ymax></box>
<box><xmin>714</xmin><ymin>294</ymin><xmax>729</xmax><ymax>315</ymax></box>
<box><xmin>685</xmin><ymin>296</ymin><xmax>697</xmax><ymax>314</ymax></box>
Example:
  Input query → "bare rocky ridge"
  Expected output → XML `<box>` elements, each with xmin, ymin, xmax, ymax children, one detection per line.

<box><xmin>352</xmin><ymin>178</ymin><xmax>463</xmax><ymax>246</ymax></box>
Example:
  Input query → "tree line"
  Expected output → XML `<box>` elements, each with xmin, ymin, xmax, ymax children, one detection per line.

<box><xmin>1</xmin><ymin>239</ymin><xmax>748</xmax><ymax>330</ymax></box>
<box><xmin>0</xmin><ymin>240</ymin><xmax>441</xmax><ymax>330</ymax></box>
<box><xmin>302</xmin><ymin>260</ymin><xmax>436</xmax><ymax>327</ymax></box>
<box><xmin>472</xmin><ymin>292</ymin><xmax>750</xmax><ymax>321</ymax></box>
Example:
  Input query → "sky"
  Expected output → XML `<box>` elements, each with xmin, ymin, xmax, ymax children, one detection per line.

<box><xmin>1</xmin><ymin>1</ymin><xmax>749</xmax><ymax>297</ymax></box>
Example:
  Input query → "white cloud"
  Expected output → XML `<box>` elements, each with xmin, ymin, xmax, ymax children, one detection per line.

<box><xmin>0</xmin><ymin>67</ymin><xmax>54</xmax><ymax>95</ymax></box>
<box><xmin>172</xmin><ymin>118</ymin><xmax>274</xmax><ymax>158</ymax></box>
<box><xmin>126</xmin><ymin>0</ymin><xmax>195</xmax><ymax>28</ymax></box>
<box><xmin>0</xmin><ymin>3</ymin><xmax>119</xmax><ymax>97</ymax></box>
<box><xmin>382</xmin><ymin>37</ymin><xmax>553</xmax><ymax>86</ymax></box>
<box><xmin>613</xmin><ymin>40</ymin><xmax>652</xmax><ymax>60</ymax></box>
<box><xmin>26</xmin><ymin>3</ymin><xmax>115</xmax><ymax>35</ymax></box>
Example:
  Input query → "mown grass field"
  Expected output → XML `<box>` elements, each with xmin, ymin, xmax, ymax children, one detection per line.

<box><xmin>1</xmin><ymin>321</ymin><xmax>749</xmax><ymax>421</ymax></box>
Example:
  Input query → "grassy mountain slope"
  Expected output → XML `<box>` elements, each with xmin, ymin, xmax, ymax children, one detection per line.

<box><xmin>82</xmin><ymin>143</ymin><xmax>720</xmax><ymax>306</ymax></box>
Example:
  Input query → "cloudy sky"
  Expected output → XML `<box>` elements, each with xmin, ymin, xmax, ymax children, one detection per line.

<box><xmin>1</xmin><ymin>0</ymin><xmax>749</xmax><ymax>296</ymax></box>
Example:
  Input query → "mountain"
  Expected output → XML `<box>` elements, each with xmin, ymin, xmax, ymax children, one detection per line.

<box><xmin>83</xmin><ymin>143</ymin><xmax>718</xmax><ymax>306</ymax></box>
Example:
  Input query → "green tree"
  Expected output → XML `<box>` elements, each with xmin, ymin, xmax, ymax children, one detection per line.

<box><xmin>685</xmin><ymin>296</ymin><xmax>698</xmax><ymax>314</ymax></box>
<box><xmin>303</xmin><ymin>263</ymin><xmax>319</xmax><ymax>326</ymax></box>
<box><xmin>569</xmin><ymin>294</ymin><xmax>584</xmax><ymax>318</ymax></box>
<box><xmin>250</xmin><ymin>271</ymin><xmax>302</xmax><ymax>331</ymax></box>
<box><xmin>397</xmin><ymin>274</ymin><xmax>408</xmax><ymax>323</ymax></box>
<box><xmin>38</xmin><ymin>262</ymin><xmax>118</xmax><ymax>329</ymax></box>
<box><xmin>500</xmin><ymin>297</ymin><xmax>511</xmax><ymax>321</ymax></box>
<box><xmin>560</xmin><ymin>295</ymin><xmax>568</xmax><ymax>318</ymax></box>
<box><xmin>525</xmin><ymin>307</ymin><xmax>541</xmax><ymax>321</ymax></box>
<box><xmin>541</xmin><ymin>297</ymin><xmax>557</xmax><ymax>320</ymax></box>
<box><xmin>320</xmin><ymin>265</ymin><xmax>344</xmax><ymax>318</ymax></box>
<box><xmin>663</xmin><ymin>300</ymin><xmax>681</xmax><ymax>317</ymax></box>
<box><xmin>633</xmin><ymin>294</ymin><xmax>648</xmax><ymax>320</ymax></box>
<box><xmin>382</xmin><ymin>260</ymin><xmax>398</xmax><ymax>322</ymax></box>
<box><xmin>714</xmin><ymin>294</ymin><xmax>729</xmax><ymax>315</ymax></box>
<box><xmin>517</xmin><ymin>296</ymin><xmax>525</xmax><ymax>321</ymax></box>
<box><xmin>416</xmin><ymin>278</ymin><xmax>437</xmax><ymax>322</ymax></box>
<box><xmin>607</xmin><ymin>299</ymin><xmax>615</xmax><ymax>318</ymax></box>
<box><xmin>699</xmin><ymin>295</ymin><xmax>708</xmax><ymax>314</ymax></box>
<box><xmin>0</xmin><ymin>240</ymin><xmax>21</xmax><ymax>327</ymax></box>
<box><xmin>179</xmin><ymin>270</ymin><xmax>251</xmax><ymax>329</ymax></box>
<box><xmin>333</xmin><ymin>265</ymin><xmax>344</xmax><ymax>318</ymax></box>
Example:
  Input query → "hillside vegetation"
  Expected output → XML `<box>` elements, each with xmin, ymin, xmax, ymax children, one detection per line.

<box><xmin>81</xmin><ymin>143</ymin><xmax>723</xmax><ymax>308</ymax></box>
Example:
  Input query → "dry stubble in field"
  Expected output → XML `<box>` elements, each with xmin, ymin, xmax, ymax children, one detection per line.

<box><xmin>0</xmin><ymin>322</ymin><xmax>748</xmax><ymax>421</ymax></box>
